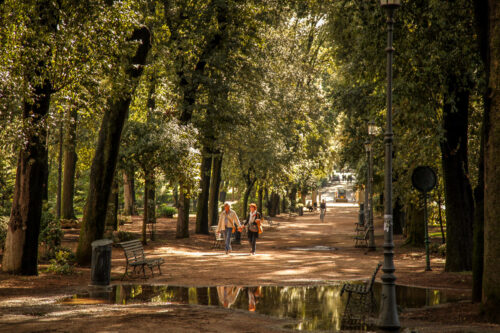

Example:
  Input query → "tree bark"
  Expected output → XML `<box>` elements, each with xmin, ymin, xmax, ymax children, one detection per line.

<box><xmin>289</xmin><ymin>185</ymin><xmax>297</xmax><ymax>212</ymax></box>
<box><xmin>483</xmin><ymin>0</ymin><xmax>500</xmax><ymax>320</ymax></box>
<box><xmin>269</xmin><ymin>192</ymin><xmax>279</xmax><ymax>217</ymax></box>
<box><xmin>243</xmin><ymin>179</ymin><xmax>257</xmax><ymax>220</ymax></box>
<box><xmin>76</xmin><ymin>27</ymin><xmax>151</xmax><ymax>265</ymax></box>
<box><xmin>2</xmin><ymin>80</ymin><xmax>52</xmax><ymax>275</ymax></box>
<box><xmin>404</xmin><ymin>203</ymin><xmax>425</xmax><ymax>247</ymax></box>
<box><xmin>105</xmin><ymin>178</ymin><xmax>119</xmax><ymax>233</ymax></box>
<box><xmin>441</xmin><ymin>78</ymin><xmax>475</xmax><ymax>272</ymax></box>
<box><xmin>195</xmin><ymin>147</ymin><xmax>212</xmax><ymax>234</ymax></box>
<box><xmin>122</xmin><ymin>169</ymin><xmax>136</xmax><ymax>216</ymax></box>
<box><xmin>472</xmin><ymin>0</ymin><xmax>490</xmax><ymax>303</ymax></box>
<box><xmin>147</xmin><ymin>172</ymin><xmax>156</xmax><ymax>240</ymax></box>
<box><xmin>56</xmin><ymin>122</ymin><xmax>63</xmax><ymax>220</ymax></box>
<box><xmin>393</xmin><ymin>197</ymin><xmax>404</xmax><ymax>235</ymax></box>
<box><xmin>61</xmin><ymin>107</ymin><xmax>78</xmax><ymax>220</ymax></box>
<box><xmin>257</xmin><ymin>185</ymin><xmax>263</xmax><ymax>215</ymax></box>
<box><xmin>176</xmin><ymin>182</ymin><xmax>190</xmax><ymax>238</ymax></box>
<box><xmin>142</xmin><ymin>171</ymin><xmax>155</xmax><ymax>244</ymax></box>
<box><xmin>208</xmin><ymin>152</ymin><xmax>223</xmax><ymax>226</ymax></box>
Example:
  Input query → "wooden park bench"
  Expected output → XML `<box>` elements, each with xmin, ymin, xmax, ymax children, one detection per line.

<box><xmin>354</xmin><ymin>225</ymin><xmax>369</xmax><ymax>248</ymax></box>
<box><xmin>340</xmin><ymin>262</ymin><xmax>382</xmax><ymax>330</ymax></box>
<box><xmin>210</xmin><ymin>225</ymin><xmax>237</xmax><ymax>249</ymax></box>
<box><xmin>210</xmin><ymin>226</ymin><xmax>224</xmax><ymax>249</ymax></box>
<box><xmin>264</xmin><ymin>216</ymin><xmax>280</xmax><ymax>228</ymax></box>
<box><xmin>117</xmin><ymin>239</ymin><xmax>164</xmax><ymax>280</ymax></box>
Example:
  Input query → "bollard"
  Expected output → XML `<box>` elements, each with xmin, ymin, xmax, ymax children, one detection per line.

<box><xmin>90</xmin><ymin>239</ymin><xmax>113</xmax><ymax>286</ymax></box>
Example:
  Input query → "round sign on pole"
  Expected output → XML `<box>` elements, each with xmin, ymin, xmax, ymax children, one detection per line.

<box><xmin>412</xmin><ymin>166</ymin><xmax>437</xmax><ymax>193</ymax></box>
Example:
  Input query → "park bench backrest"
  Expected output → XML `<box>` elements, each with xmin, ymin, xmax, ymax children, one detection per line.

<box><xmin>119</xmin><ymin>239</ymin><xmax>146</xmax><ymax>264</ymax></box>
<box><xmin>368</xmin><ymin>262</ymin><xmax>383</xmax><ymax>290</ymax></box>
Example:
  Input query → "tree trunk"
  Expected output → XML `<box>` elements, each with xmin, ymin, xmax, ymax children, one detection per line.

<box><xmin>61</xmin><ymin>107</ymin><xmax>78</xmax><ymax>220</ymax></box>
<box><xmin>393</xmin><ymin>197</ymin><xmax>404</xmax><ymax>235</ymax></box>
<box><xmin>173</xmin><ymin>183</ymin><xmax>179</xmax><ymax>208</ymax></box>
<box><xmin>404</xmin><ymin>203</ymin><xmax>425</xmax><ymax>247</ymax></box>
<box><xmin>281</xmin><ymin>189</ymin><xmax>287</xmax><ymax>213</ymax></box>
<box><xmin>142</xmin><ymin>171</ymin><xmax>155</xmax><ymax>244</ymax></box>
<box><xmin>176</xmin><ymin>182</ymin><xmax>190</xmax><ymax>238</ymax></box>
<box><xmin>105</xmin><ymin>178</ymin><xmax>119</xmax><ymax>234</ymax></box>
<box><xmin>76</xmin><ymin>27</ymin><xmax>151</xmax><ymax>265</ymax></box>
<box><xmin>441</xmin><ymin>78</ymin><xmax>474</xmax><ymax>272</ymax></box>
<box><xmin>264</xmin><ymin>187</ymin><xmax>270</xmax><ymax>216</ymax></box>
<box><xmin>147</xmin><ymin>172</ymin><xmax>156</xmax><ymax>240</ymax></box>
<box><xmin>2</xmin><ymin>80</ymin><xmax>52</xmax><ymax>275</ymax></box>
<box><xmin>269</xmin><ymin>192</ymin><xmax>279</xmax><ymax>217</ymax></box>
<box><xmin>483</xmin><ymin>0</ymin><xmax>500</xmax><ymax>320</ymax></box>
<box><xmin>123</xmin><ymin>169</ymin><xmax>136</xmax><ymax>216</ymax></box>
<box><xmin>289</xmin><ymin>185</ymin><xmax>297</xmax><ymax>212</ymax></box>
<box><xmin>243</xmin><ymin>179</ymin><xmax>257</xmax><ymax>220</ymax></box>
<box><xmin>257</xmin><ymin>185</ymin><xmax>263</xmax><ymax>215</ymax></box>
<box><xmin>472</xmin><ymin>0</ymin><xmax>489</xmax><ymax>303</ymax></box>
<box><xmin>56</xmin><ymin>122</ymin><xmax>63</xmax><ymax>220</ymax></box>
<box><xmin>208</xmin><ymin>152</ymin><xmax>223</xmax><ymax>226</ymax></box>
<box><xmin>300</xmin><ymin>189</ymin><xmax>307</xmax><ymax>205</ymax></box>
<box><xmin>196</xmin><ymin>147</ymin><xmax>212</xmax><ymax>234</ymax></box>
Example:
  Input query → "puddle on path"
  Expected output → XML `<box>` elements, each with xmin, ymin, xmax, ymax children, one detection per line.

<box><xmin>60</xmin><ymin>283</ymin><xmax>469</xmax><ymax>331</ymax></box>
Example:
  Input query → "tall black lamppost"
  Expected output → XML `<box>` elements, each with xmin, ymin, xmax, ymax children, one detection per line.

<box><xmin>364</xmin><ymin>140</ymin><xmax>370</xmax><ymax>228</ymax></box>
<box><xmin>378</xmin><ymin>0</ymin><xmax>400</xmax><ymax>331</ymax></box>
<box><xmin>367</xmin><ymin>120</ymin><xmax>376</xmax><ymax>251</ymax></box>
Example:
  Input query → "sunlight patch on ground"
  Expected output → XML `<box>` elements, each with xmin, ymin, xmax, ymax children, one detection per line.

<box><xmin>156</xmin><ymin>247</ymin><xmax>221</xmax><ymax>256</ymax></box>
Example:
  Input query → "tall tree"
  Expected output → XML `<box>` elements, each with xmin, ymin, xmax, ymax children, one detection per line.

<box><xmin>61</xmin><ymin>107</ymin><xmax>78</xmax><ymax>220</ymax></box>
<box><xmin>483</xmin><ymin>0</ymin><xmax>500</xmax><ymax>321</ymax></box>
<box><xmin>76</xmin><ymin>26</ymin><xmax>151</xmax><ymax>264</ymax></box>
<box><xmin>1</xmin><ymin>0</ymin><xmax>58</xmax><ymax>275</ymax></box>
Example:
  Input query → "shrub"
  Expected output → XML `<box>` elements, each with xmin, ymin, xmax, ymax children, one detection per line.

<box><xmin>39</xmin><ymin>218</ymin><xmax>63</xmax><ymax>259</ymax></box>
<box><xmin>0</xmin><ymin>216</ymin><xmax>8</xmax><ymax>250</ymax></box>
<box><xmin>44</xmin><ymin>248</ymin><xmax>76</xmax><ymax>275</ymax></box>
<box><xmin>159</xmin><ymin>205</ymin><xmax>177</xmax><ymax>218</ymax></box>
<box><xmin>113</xmin><ymin>231</ymin><xmax>137</xmax><ymax>243</ymax></box>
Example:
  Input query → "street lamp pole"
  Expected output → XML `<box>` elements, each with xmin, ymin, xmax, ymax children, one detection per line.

<box><xmin>378</xmin><ymin>0</ymin><xmax>400</xmax><ymax>331</ymax></box>
<box><xmin>368</xmin><ymin>121</ymin><xmax>376</xmax><ymax>251</ymax></box>
<box><xmin>364</xmin><ymin>140</ymin><xmax>370</xmax><ymax>228</ymax></box>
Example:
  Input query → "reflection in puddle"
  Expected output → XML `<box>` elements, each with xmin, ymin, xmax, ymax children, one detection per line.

<box><xmin>61</xmin><ymin>283</ymin><xmax>469</xmax><ymax>331</ymax></box>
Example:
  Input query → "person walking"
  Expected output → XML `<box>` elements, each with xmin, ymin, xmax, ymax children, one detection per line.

<box><xmin>243</xmin><ymin>203</ymin><xmax>261</xmax><ymax>255</ymax></box>
<box><xmin>320</xmin><ymin>199</ymin><xmax>327</xmax><ymax>222</ymax></box>
<box><xmin>216</xmin><ymin>202</ymin><xmax>241</xmax><ymax>254</ymax></box>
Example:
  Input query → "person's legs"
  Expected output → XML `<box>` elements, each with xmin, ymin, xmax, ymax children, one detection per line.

<box><xmin>250</xmin><ymin>232</ymin><xmax>257</xmax><ymax>254</ymax></box>
<box><xmin>224</xmin><ymin>228</ymin><xmax>233</xmax><ymax>253</ymax></box>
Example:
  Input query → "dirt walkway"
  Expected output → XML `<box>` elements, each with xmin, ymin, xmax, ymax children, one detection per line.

<box><xmin>1</xmin><ymin>204</ymin><xmax>499</xmax><ymax>332</ymax></box>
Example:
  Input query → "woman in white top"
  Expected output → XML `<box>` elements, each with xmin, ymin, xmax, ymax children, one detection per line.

<box><xmin>216</xmin><ymin>202</ymin><xmax>241</xmax><ymax>254</ymax></box>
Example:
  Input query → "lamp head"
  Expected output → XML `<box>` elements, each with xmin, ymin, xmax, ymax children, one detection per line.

<box><xmin>364</xmin><ymin>140</ymin><xmax>372</xmax><ymax>152</ymax></box>
<box><xmin>368</xmin><ymin>120</ymin><xmax>377</xmax><ymax>136</ymax></box>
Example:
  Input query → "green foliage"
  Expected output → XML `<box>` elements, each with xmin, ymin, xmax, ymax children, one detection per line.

<box><xmin>159</xmin><ymin>205</ymin><xmax>177</xmax><ymax>218</ymax></box>
<box><xmin>113</xmin><ymin>231</ymin><xmax>138</xmax><ymax>243</ymax></box>
<box><xmin>43</xmin><ymin>248</ymin><xmax>76</xmax><ymax>275</ymax></box>
<box><xmin>39</xmin><ymin>215</ymin><xmax>64</xmax><ymax>260</ymax></box>
<box><xmin>0</xmin><ymin>216</ymin><xmax>8</xmax><ymax>250</ymax></box>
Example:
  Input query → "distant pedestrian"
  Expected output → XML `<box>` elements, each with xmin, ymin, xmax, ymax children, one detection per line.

<box><xmin>216</xmin><ymin>202</ymin><xmax>241</xmax><ymax>254</ymax></box>
<box><xmin>320</xmin><ymin>199</ymin><xmax>326</xmax><ymax>222</ymax></box>
<box><xmin>244</xmin><ymin>203</ymin><xmax>261</xmax><ymax>255</ymax></box>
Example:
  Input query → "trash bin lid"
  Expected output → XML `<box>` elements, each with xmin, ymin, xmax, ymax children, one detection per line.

<box><xmin>91</xmin><ymin>239</ymin><xmax>113</xmax><ymax>247</ymax></box>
